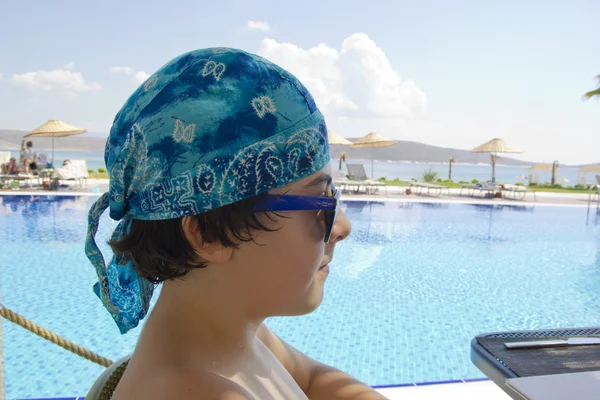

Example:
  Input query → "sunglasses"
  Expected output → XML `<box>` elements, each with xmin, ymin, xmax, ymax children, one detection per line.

<box><xmin>254</xmin><ymin>184</ymin><xmax>340</xmax><ymax>243</ymax></box>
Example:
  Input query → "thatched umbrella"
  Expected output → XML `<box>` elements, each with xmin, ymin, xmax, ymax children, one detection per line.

<box><xmin>471</xmin><ymin>138</ymin><xmax>523</xmax><ymax>183</ymax></box>
<box><xmin>24</xmin><ymin>120</ymin><xmax>86</xmax><ymax>167</ymax></box>
<box><xmin>528</xmin><ymin>163</ymin><xmax>557</xmax><ymax>184</ymax></box>
<box><xmin>328</xmin><ymin>131</ymin><xmax>353</xmax><ymax>171</ymax></box>
<box><xmin>328</xmin><ymin>131</ymin><xmax>352</xmax><ymax>145</ymax></box>
<box><xmin>577</xmin><ymin>165</ymin><xmax>600</xmax><ymax>185</ymax></box>
<box><xmin>349</xmin><ymin>132</ymin><xmax>397</xmax><ymax>179</ymax></box>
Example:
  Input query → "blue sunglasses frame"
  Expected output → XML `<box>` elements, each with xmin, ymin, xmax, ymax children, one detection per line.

<box><xmin>255</xmin><ymin>185</ymin><xmax>340</xmax><ymax>243</ymax></box>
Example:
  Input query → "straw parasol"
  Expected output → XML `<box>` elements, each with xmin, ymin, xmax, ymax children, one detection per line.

<box><xmin>328</xmin><ymin>131</ymin><xmax>353</xmax><ymax>171</ymax></box>
<box><xmin>24</xmin><ymin>120</ymin><xmax>87</xmax><ymax>166</ymax></box>
<box><xmin>471</xmin><ymin>138</ymin><xmax>523</xmax><ymax>183</ymax></box>
<box><xmin>328</xmin><ymin>131</ymin><xmax>352</xmax><ymax>145</ymax></box>
<box><xmin>577</xmin><ymin>164</ymin><xmax>600</xmax><ymax>185</ymax></box>
<box><xmin>528</xmin><ymin>163</ymin><xmax>559</xmax><ymax>184</ymax></box>
<box><xmin>349</xmin><ymin>132</ymin><xmax>397</xmax><ymax>179</ymax></box>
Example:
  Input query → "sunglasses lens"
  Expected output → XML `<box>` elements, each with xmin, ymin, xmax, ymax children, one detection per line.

<box><xmin>324</xmin><ymin>190</ymin><xmax>340</xmax><ymax>243</ymax></box>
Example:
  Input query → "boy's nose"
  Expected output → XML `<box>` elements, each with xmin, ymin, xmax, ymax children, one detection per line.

<box><xmin>329</xmin><ymin>209</ymin><xmax>351</xmax><ymax>244</ymax></box>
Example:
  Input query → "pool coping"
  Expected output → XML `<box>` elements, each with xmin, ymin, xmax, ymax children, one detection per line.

<box><xmin>14</xmin><ymin>377</ymin><xmax>491</xmax><ymax>400</ymax></box>
<box><xmin>0</xmin><ymin>190</ymin><xmax>594</xmax><ymax>208</ymax></box>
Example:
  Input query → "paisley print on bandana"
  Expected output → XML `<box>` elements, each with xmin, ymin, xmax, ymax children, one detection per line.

<box><xmin>85</xmin><ymin>48</ymin><xmax>330</xmax><ymax>334</ymax></box>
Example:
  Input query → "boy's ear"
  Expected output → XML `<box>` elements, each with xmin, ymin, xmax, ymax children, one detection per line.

<box><xmin>181</xmin><ymin>216</ymin><xmax>233</xmax><ymax>264</ymax></box>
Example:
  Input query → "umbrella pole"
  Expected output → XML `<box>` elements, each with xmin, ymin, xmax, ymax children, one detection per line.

<box><xmin>371</xmin><ymin>159</ymin><xmax>374</xmax><ymax>180</ymax></box>
<box><xmin>491</xmin><ymin>154</ymin><xmax>496</xmax><ymax>184</ymax></box>
<box><xmin>52</xmin><ymin>136</ymin><xmax>55</xmax><ymax>167</ymax></box>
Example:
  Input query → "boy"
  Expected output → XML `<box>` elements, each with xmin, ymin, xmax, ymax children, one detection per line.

<box><xmin>86</xmin><ymin>48</ymin><xmax>386</xmax><ymax>399</ymax></box>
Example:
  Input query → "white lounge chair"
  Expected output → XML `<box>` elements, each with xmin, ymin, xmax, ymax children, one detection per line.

<box><xmin>345</xmin><ymin>164</ymin><xmax>388</xmax><ymax>195</ymax></box>
<box><xmin>409</xmin><ymin>181</ymin><xmax>451</xmax><ymax>197</ymax></box>
<box><xmin>460</xmin><ymin>182</ymin><xmax>502</xmax><ymax>198</ymax></box>
<box><xmin>501</xmin><ymin>183</ymin><xmax>537</xmax><ymax>202</ymax></box>
<box><xmin>55</xmin><ymin>160</ymin><xmax>89</xmax><ymax>189</ymax></box>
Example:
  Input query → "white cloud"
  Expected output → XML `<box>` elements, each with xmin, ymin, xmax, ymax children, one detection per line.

<box><xmin>342</xmin><ymin>34</ymin><xmax>426</xmax><ymax>117</ymax></box>
<box><xmin>257</xmin><ymin>33</ymin><xmax>426</xmax><ymax>130</ymax></box>
<box><xmin>247</xmin><ymin>21</ymin><xmax>270</xmax><ymax>32</ymax></box>
<box><xmin>63</xmin><ymin>62</ymin><xmax>75</xmax><ymax>70</ymax></box>
<box><xmin>133</xmin><ymin>71</ymin><xmax>150</xmax><ymax>83</ymax></box>
<box><xmin>0</xmin><ymin>73</ymin><xmax>3</xmax><ymax>81</ymax></box>
<box><xmin>110</xmin><ymin>66</ymin><xmax>150</xmax><ymax>84</ymax></box>
<box><xmin>109</xmin><ymin>66</ymin><xmax>134</xmax><ymax>75</ymax></box>
<box><xmin>11</xmin><ymin>66</ymin><xmax>101</xmax><ymax>93</ymax></box>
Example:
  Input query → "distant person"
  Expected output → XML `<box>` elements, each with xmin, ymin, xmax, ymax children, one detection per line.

<box><xmin>22</xmin><ymin>141</ymin><xmax>37</xmax><ymax>174</ymax></box>
<box><xmin>1</xmin><ymin>157</ymin><xmax>18</xmax><ymax>175</ymax></box>
<box><xmin>56</xmin><ymin>159</ymin><xmax>80</xmax><ymax>180</ymax></box>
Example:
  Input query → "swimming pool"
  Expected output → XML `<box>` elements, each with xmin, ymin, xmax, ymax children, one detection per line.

<box><xmin>2</xmin><ymin>195</ymin><xmax>600</xmax><ymax>399</ymax></box>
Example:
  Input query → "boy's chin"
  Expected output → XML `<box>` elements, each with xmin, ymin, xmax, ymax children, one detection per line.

<box><xmin>276</xmin><ymin>289</ymin><xmax>325</xmax><ymax>317</ymax></box>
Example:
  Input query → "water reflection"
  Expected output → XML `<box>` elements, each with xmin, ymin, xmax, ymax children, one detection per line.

<box><xmin>0</xmin><ymin>195</ymin><xmax>90</xmax><ymax>242</ymax></box>
<box><xmin>468</xmin><ymin>204</ymin><xmax>535</xmax><ymax>241</ymax></box>
<box><xmin>342</xmin><ymin>200</ymin><xmax>386</xmax><ymax>215</ymax></box>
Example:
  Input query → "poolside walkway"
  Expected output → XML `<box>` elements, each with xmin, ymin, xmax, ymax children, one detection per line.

<box><xmin>345</xmin><ymin>185</ymin><xmax>597</xmax><ymax>207</ymax></box>
<box><xmin>376</xmin><ymin>380</ymin><xmax>510</xmax><ymax>399</ymax></box>
<box><xmin>3</xmin><ymin>178</ymin><xmax>596</xmax><ymax>209</ymax></box>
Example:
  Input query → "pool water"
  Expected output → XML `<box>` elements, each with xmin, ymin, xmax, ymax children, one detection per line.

<box><xmin>2</xmin><ymin>195</ymin><xmax>600</xmax><ymax>399</ymax></box>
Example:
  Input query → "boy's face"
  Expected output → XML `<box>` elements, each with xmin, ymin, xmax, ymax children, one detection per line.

<box><xmin>226</xmin><ymin>163</ymin><xmax>352</xmax><ymax>317</ymax></box>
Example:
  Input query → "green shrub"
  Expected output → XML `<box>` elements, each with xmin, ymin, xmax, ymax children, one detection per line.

<box><xmin>537</xmin><ymin>183</ymin><xmax>563</xmax><ymax>189</ymax></box>
<box><xmin>516</xmin><ymin>182</ymin><xmax>525</xmax><ymax>187</ymax></box>
<box><xmin>574</xmin><ymin>184</ymin><xmax>586</xmax><ymax>190</ymax></box>
<box><xmin>529</xmin><ymin>182</ymin><xmax>537</xmax><ymax>187</ymax></box>
<box><xmin>458</xmin><ymin>180</ymin><xmax>469</xmax><ymax>184</ymax></box>
<box><xmin>436</xmin><ymin>178</ymin><xmax>443</xmax><ymax>183</ymax></box>
<box><xmin>471</xmin><ymin>179</ymin><xmax>479</xmax><ymax>184</ymax></box>
<box><xmin>378</xmin><ymin>177</ymin><xmax>386</xmax><ymax>182</ymax></box>
<box><xmin>422</xmin><ymin>168</ymin><xmax>439</xmax><ymax>183</ymax></box>
<box><xmin>87</xmin><ymin>168</ymin><xmax>94</xmax><ymax>173</ymax></box>
<box><xmin>97</xmin><ymin>167</ymin><xmax>107</xmax><ymax>173</ymax></box>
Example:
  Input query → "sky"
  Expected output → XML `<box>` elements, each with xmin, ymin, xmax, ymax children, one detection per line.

<box><xmin>0</xmin><ymin>0</ymin><xmax>598</xmax><ymax>164</ymax></box>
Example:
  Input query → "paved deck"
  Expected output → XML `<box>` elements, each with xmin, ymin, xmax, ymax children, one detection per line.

<box><xmin>2</xmin><ymin>179</ymin><xmax>598</xmax><ymax>209</ymax></box>
<box><xmin>376</xmin><ymin>380</ymin><xmax>510</xmax><ymax>399</ymax></box>
<box><xmin>345</xmin><ymin>185</ymin><xmax>597</xmax><ymax>207</ymax></box>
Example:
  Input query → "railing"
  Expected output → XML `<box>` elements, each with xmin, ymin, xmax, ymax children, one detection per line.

<box><xmin>588</xmin><ymin>184</ymin><xmax>599</xmax><ymax>212</ymax></box>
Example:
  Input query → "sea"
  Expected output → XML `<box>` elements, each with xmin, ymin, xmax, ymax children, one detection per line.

<box><xmin>1</xmin><ymin>149</ymin><xmax>595</xmax><ymax>185</ymax></box>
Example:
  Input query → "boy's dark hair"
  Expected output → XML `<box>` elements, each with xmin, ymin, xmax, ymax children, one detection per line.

<box><xmin>109</xmin><ymin>192</ymin><xmax>280</xmax><ymax>284</ymax></box>
<box><xmin>26</xmin><ymin>141</ymin><xmax>33</xmax><ymax>147</ymax></box>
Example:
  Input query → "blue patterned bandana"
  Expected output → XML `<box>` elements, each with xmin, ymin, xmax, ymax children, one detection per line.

<box><xmin>85</xmin><ymin>48</ymin><xmax>330</xmax><ymax>334</ymax></box>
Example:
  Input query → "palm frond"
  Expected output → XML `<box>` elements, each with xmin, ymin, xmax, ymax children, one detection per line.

<box><xmin>583</xmin><ymin>74</ymin><xmax>600</xmax><ymax>100</ymax></box>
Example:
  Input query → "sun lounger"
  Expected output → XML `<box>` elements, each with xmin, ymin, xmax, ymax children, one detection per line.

<box><xmin>459</xmin><ymin>183</ymin><xmax>502</xmax><ymax>198</ymax></box>
<box><xmin>459</xmin><ymin>183</ymin><xmax>480</xmax><ymax>196</ymax></box>
<box><xmin>471</xmin><ymin>326</ymin><xmax>600</xmax><ymax>399</ymax></box>
<box><xmin>501</xmin><ymin>184</ymin><xmax>537</xmax><ymax>202</ymax></box>
<box><xmin>345</xmin><ymin>163</ymin><xmax>388</xmax><ymax>195</ymax></box>
<box><xmin>0</xmin><ymin>173</ymin><xmax>40</xmax><ymax>188</ymax></box>
<box><xmin>55</xmin><ymin>160</ymin><xmax>89</xmax><ymax>189</ymax></box>
<box><xmin>409</xmin><ymin>182</ymin><xmax>450</xmax><ymax>197</ymax></box>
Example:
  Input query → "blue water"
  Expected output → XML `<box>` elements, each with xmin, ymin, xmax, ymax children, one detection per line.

<box><xmin>2</xmin><ymin>195</ymin><xmax>600</xmax><ymax>399</ymax></box>
<box><xmin>2</xmin><ymin>149</ymin><xmax>594</xmax><ymax>185</ymax></box>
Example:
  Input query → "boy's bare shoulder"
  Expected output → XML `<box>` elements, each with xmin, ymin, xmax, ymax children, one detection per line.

<box><xmin>114</xmin><ymin>368</ymin><xmax>254</xmax><ymax>400</ymax></box>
